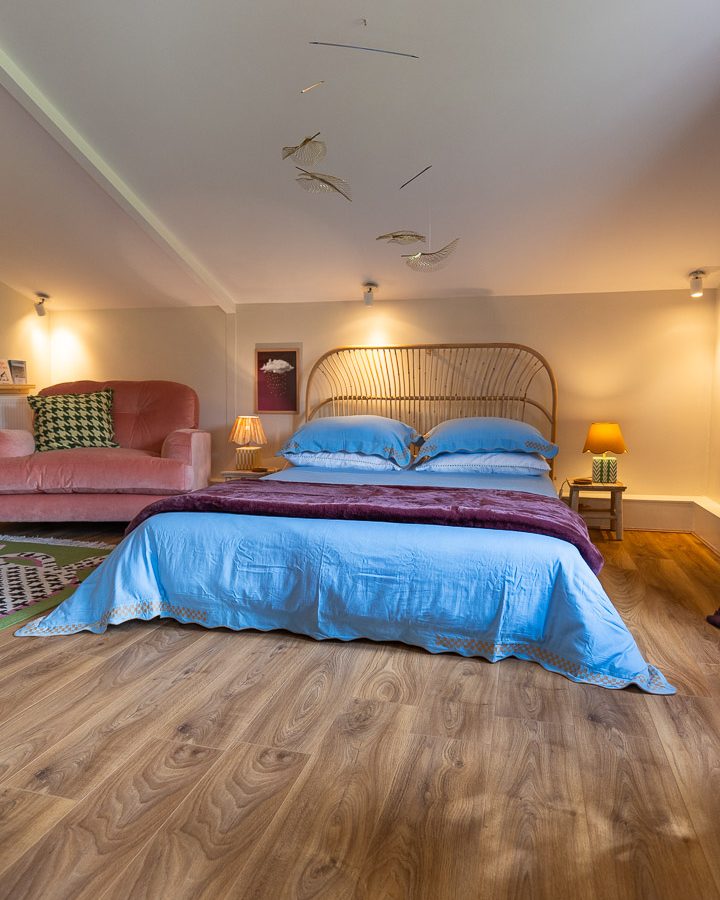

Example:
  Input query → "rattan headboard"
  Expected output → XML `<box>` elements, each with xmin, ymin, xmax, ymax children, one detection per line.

<box><xmin>305</xmin><ymin>343</ymin><xmax>558</xmax><ymax>444</ymax></box>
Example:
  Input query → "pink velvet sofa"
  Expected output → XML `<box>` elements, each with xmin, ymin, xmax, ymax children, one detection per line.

<box><xmin>0</xmin><ymin>380</ymin><xmax>211</xmax><ymax>522</ymax></box>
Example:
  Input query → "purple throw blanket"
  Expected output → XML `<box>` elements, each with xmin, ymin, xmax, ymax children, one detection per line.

<box><xmin>127</xmin><ymin>480</ymin><xmax>604</xmax><ymax>574</ymax></box>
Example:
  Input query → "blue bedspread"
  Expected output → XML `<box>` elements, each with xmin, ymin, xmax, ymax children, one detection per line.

<box><xmin>16</xmin><ymin>468</ymin><xmax>673</xmax><ymax>693</ymax></box>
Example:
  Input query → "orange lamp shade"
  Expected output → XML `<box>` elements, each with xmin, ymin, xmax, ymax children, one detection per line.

<box><xmin>582</xmin><ymin>422</ymin><xmax>627</xmax><ymax>455</ymax></box>
<box><xmin>229</xmin><ymin>415</ymin><xmax>267</xmax><ymax>447</ymax></box>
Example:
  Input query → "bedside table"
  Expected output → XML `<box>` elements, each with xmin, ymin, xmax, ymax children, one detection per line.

<box><xmin>567</xmin><ymin>480</ymin><xmax>627</xmax><ymax>540</ymax></box>
<box><xmin>210</xmin><ymin>468</ymin><xmax>280</xmax><ymax>484</ymax></box>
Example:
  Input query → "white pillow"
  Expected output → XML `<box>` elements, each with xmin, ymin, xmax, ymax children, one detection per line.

<box><xmin>282</xmin><ymin>451</ymin><xmax>401</xmax><ymax>471</ymax></box>
<box><xmin>414</xmin><ymin>451</ymin><xmax>550</xmax><ymax>475</ymax></box>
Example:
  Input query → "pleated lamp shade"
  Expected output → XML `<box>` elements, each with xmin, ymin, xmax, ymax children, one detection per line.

<box><xmin>582</xmin><ymin>423</ymin><xmax>627</xmax><ymax>455</ymax></box>
<box><xmin>582</xmin><ymin>422</ymin><xmax>627</xmax><ymax>483</ymax></box>
<box><xmin>229</xmin><ymin>415</ymin><xmax>267</xmax><ymax>447</ymax></box>
<box><xmin>229</xmin><ymin>415</ymin><xmax>267</xmax><ymax>470</ymax></box>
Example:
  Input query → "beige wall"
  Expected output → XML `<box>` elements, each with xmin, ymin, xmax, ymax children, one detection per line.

<box><xmin>3</xmin><ymin>282</ymin><xmax>716</xmax><ymax>497</ymax></box>
<box><xmin>235</xmin><ymin>291</ymin><xmax>716</xmax><ymax>495</ymax></box>
<box><xmin>708</xmin><ymin>291</ymin><xmax>720</xmax><ymax>501</ymax></box>
<box><xmin>0</xmin><ymin>281</ymin><xmax>51</xmax><ymax>387</ymax></box>
<box><xmin>47</xmin><ymin>306</ymin><xmax>234</xmax><ymax>473</ymax></box>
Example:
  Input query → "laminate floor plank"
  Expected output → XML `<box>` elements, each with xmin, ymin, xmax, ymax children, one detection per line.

<box><xmin>569</xmin><ymin>682</ymin><xmax>660</xmax><ymax>739</ymax></box>
<box><xmin>0</xmin><ymin>624</ymin><xmax>206</xmax><ymax>784</ymax></box>
<box><xmin>648</xmin><ymin>695</ymin><xmax>720</xmax><ymax>895</ymax></box>
<box><xmin>355</xmin><ymin>734</ymin><xmax>489</xmax><ymax>900</ymax></box>
<box><xmin>230</xmin><ymin>698</ymin><xmax>416</xmax><ymax>900</ymax></box>
<box><xmin>158</xmin><ymin>634</ymin><xmax>327</xmax><ymax>750</ymax></box>
<box><xmin>102</xmin><ymin>742</ymin><xmax>309</xmax><ymax>900</ymax></box>
<box><xmin>494</xmin><ymin>676</ymin><xmax>575</xmax><ymax>726</ymax></box>
<box><xmin>0</xmin><ymin>648</ymin><xmax>103</xmax><ymax>725</ymax></box>
<box><xmin>351</xmin><ymin>640</ymin><xmax>436</xmax><ymax>705</ymax></box>
<box><xmin>0</xmin><ymin>618</ymin><xmax>153</xmax><ymax>669</ymax></box>
<box><xmin>482</xmin><ymin>717</ymin><xmax>594</xmax><ymax>900</ymax></box>
<box><xmin>236</xmin><ymin>640</ymin><xmax>375</xmax><ymax>754</ymax></box>
<box><xmin>0</xmin><ymin>739</ymin><xmax>221</xmax><ymax>900</ymax></box>
<box><xmin>634</xmin><ymin>557</ymin><xmax>719</xmax><ymax>668</ymax></box>
<box><xmin>0</xmin><ymin>787</ymin><xmax>75</xmax><ymax>878</ymax></box>
<box><xmin>702</xmin><ymin>664</ymin><xmax>720</xmax><ymax>697</ymax></box>
<box><xmin>410</xmin><ymin>695</ymin><xmax>496</xmax><ymax>744</ymax></box>
<box><xmin>492</xmin><ymin>653</ymin><xmax>568</xmax><ymax>691</ymax></box>
<box><xmin>5</xmin><ymin>631</ymin><xmax>240</xmax><ymax>800</ymax></box>
<box><xmin>575</xmin><ymin>719</ymin><xmax>717</xmax><ymax>900</ymax></box>
<box><xmin>424</xmin><ymin>649</ymin><xmax>496</xmax><ymax>693</ymax></box>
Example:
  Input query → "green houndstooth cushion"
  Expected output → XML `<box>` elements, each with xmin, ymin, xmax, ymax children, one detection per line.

<box><xmin>28</xmin><ymin>390</ymin><xmax>119</xmax><ymax>452</ymax></box>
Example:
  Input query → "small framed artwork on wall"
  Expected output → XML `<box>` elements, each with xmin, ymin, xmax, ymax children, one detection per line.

<box><xmin>0</xmin><ymin>360</ymin><xmax>12</xmax><ymax>384</ymax></box>
<box><xmin>8</xmin><ymin>360</ymin><xmax>27</xmax><ymax>384</ymax></box>
<box><xmin>255</xmin><ymin>347</ymin><xmax>299</xmax><ymax>414</ymax></box>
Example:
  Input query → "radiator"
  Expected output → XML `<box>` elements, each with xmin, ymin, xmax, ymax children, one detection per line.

<box><xmin>0</xmin><ymin>395</ymin><xmax>32</xmax><ymax>430</ymax></box>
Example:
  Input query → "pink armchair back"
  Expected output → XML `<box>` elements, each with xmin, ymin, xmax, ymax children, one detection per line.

<box><xmin>40</xmin><ymin>380</ymin><xmax>199</xmax><ymax>454</ymax></box>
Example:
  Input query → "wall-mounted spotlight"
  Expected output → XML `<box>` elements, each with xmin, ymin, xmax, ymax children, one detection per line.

<box><xmin>34</xmin><ymin>291</ymin><xmax>50</xmax><ymax>316</ymax></box>
<box><xmin>363</xmin><ymin>281</ymin><xmax>378</xmax><ymax>307</ymax></box>
<box><xmin>689</xmin><ymin>270</ymin><xmax>705</xmax><ymax>299</ymax></box>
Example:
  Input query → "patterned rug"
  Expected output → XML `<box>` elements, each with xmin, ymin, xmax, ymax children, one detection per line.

<box><xmin>0</xmin><ymin>535</ymin><xmax>113</xmax><ymax>631</ymax></box>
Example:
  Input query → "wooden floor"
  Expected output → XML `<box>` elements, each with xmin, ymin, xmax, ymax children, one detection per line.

<box><xmin>0</xmin><ymin>527</ymin><xmax>718</xmax><ymax>900</ymax></box>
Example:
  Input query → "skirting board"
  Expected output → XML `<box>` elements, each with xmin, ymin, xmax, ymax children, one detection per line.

<box><xmin>692</xmin><ymin>498</ymin><xmax>720</xmax><ymax>556</ymax></box>
<box><xmin>581</xmin><ymin>494</ymin><xmax>720</xmax><ymax>555</ymax></box>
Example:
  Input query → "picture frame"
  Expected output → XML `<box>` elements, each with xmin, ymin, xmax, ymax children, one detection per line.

<box><xmin>0</xmin><ymin>360</ymin><xmax>11</xmax><ymax>385</ymax></box>
<box><xmin>8</xmin><ymin>359</ymin><xmax>27</xmax><ymax>384</ymax></box>
<box><xmin>255</xmin><ymin>347</ymin><xmax>300</xmax><ymax>414</ymax></box>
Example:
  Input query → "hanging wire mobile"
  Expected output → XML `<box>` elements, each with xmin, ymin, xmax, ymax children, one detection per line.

<box><xmin>295</xmin><ymin>167</ymin><xmax>352</xmax><ymax>201</ymax></box>
<box><xmin>376</xmin><ymin>230</ymin><xmax>426</xmax><ymax>244</ymax></box>
<box><xmin>282</xmin><ymin>132</ymin><xmax>327</xmax><ymax>165</ymax></box>
<box><xmin>402</xmin><ymin>238</ymin><xmax>460</xmax><ymax>272</ymax></box>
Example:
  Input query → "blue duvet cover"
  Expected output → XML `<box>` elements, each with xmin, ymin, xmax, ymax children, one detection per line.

<box><xmin>16</xmin><ymin>468</ymin><xmax>673</xmax><ymax>693</ymax></box>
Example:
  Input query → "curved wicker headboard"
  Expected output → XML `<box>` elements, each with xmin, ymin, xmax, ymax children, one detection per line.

<box><xmin>305</xmin><ymin>343</ymin><xmax>557</xmax><ymax>443</ymax></box>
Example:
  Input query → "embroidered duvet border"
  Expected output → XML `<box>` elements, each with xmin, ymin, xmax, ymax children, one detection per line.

<box><xmin>434</xmin><ymin>634</ymin><xmax>667</xmax><ymax>691</ymax></box>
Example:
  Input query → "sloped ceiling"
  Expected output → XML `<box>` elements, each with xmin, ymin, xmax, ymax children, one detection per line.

<box><xmin>1</xmin><ymin>0</ymin><xmax>720</xmax><ymax>310</ymax></box>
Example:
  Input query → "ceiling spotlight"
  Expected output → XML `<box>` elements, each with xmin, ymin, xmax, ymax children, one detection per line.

<box><xmin>689</xmin><ymin>270</ymin><xmax>705</xmax><ymax>298</ymax></box>
<box><xmin>34</xmin><ymin>291</ymin><xmax>50</xmax><ymax>316</ymax></box>
<box><xmin>363</xmin><ymin>281</ymin><xmax>378</xmax><ymax>307</ymax></box>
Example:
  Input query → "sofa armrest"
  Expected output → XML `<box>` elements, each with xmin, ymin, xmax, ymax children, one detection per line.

<box><xmin>0</xmin><ymin>429</ymin><xmax>35</xmax><ymax>457</ymax></box>
<box><xmin>161</xmin><ymin>429</ymin><xmax>211</xmax><ymax>490</ymax></box>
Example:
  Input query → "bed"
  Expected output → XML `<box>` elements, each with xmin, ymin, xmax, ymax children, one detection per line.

<box><xmin>16</xmin><ymin>344</ymin><xmax>673</xmax><ymax>694</ymax></box>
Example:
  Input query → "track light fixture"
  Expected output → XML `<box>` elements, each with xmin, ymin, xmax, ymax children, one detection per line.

<box><xmin>34</xmin><ymin>291</ymin><xmax>49</xmax><ymax>317</ymax></box>
<box><xmin>363</xmin><ymin>281</ymin><xmax>378</xmax><ymax>306</ymax></box>
<box><xmin>689</xmin><ymin>270</ymin><xmax>705</xmax><ymax>299</ymax></box>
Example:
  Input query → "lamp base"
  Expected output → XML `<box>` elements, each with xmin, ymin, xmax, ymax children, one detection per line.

<box><xmin>592</xmin><ymin>456</ymin><xmax>617</xmax><ymax>483</ymax></box>
<box><xmin>235</xmin><ymin>446</ymin><xmax>262</xmax><ymax>470</ymax></box>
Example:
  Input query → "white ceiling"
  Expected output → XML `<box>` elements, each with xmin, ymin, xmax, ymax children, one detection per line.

<box><xmin>1</xmin><ymin>0</ymin><xmax>720</xmax><ymax>310</ymax></box>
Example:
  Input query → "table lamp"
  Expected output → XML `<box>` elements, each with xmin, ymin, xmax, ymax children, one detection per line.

<box><xmin>582</xmin><ymin>422</ymin><xmax>627</xmax><ymax>483</ymax></box>
<box><xmin>229</xmin><ymin>415</ymin><xmax>267</xmax><ymax>470</ymax></box>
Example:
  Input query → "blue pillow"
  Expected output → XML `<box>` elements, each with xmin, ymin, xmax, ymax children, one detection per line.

<box><xmin>418</xmin><ymin>417</ymin><xmax>558</xmax><ymax>460</ymax></box>
<box><xmin>280</xmin><ymin>415</ymin><xmax>418</xmax><ymax>466</ymax></box>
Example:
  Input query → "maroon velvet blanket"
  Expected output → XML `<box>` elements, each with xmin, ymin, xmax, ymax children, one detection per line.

<box><xmin>127</xmin><ymin>480</ymin><xmax>604</xmax><ymax>574</ymax></box>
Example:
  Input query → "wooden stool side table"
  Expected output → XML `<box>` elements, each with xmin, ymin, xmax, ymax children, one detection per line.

<box><xmin>567</xmin><ymin>480</ymin><xmax>627</xmax><ymax>540</ymax></box>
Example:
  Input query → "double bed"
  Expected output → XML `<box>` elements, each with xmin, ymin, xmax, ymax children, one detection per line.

<box><xmin>17</xmin><ymin>343</ymin><xmax>673</xmax><ymax>694</ymax></box>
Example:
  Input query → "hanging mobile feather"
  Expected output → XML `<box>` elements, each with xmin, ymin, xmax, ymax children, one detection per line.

<box><xmin>282</xmin><ymin>132</ymin><xmax>327</xmax><ymax>165</ymax></box>
<box><xmin>376</xmin><ymin>231</ymin><xmax>426</xmax><ymax>245</ymax></box>
<box><xmin>402</xmin><ymin>238</ymin><xmax>460</xmax><ymax>271</ymax></box>
<box><xmin>295</xmin><ymin>167</ymin><xmax>352</xmax><ymax>201</ymax></box>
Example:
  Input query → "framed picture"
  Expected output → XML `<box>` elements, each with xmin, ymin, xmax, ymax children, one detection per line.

<box><xmin>255</xmin><ymin>347</ymin><xmax>299</xmax><ymax>414</ymax></box>
<box><xmin>0</xmin><ymin>360</ymin><xmax>11</xmax><ymax>385</ymax></box>
<box><xmin>8</xmin><ymin>360</ymin><xmax>27</xmax><ymax>384</ymax></box>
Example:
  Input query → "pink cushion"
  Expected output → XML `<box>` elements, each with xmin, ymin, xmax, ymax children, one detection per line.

<box><xmin>0</xmin><ymin>429</ymin><xmax>35</xmax><ymax>456</ymax></box>
<box><xmin>39</xmin><ymin>381</ymin><xmax>198</xmax><ymax>453</ymax></box>
<box><xmin>0</xmin><ymin>447</ymin><xmax>191</xmax><ymax>494</ymax></box>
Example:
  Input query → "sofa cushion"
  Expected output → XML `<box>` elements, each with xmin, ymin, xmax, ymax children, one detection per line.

<box><xmin>0</xmin><ymin>447</ymin><xmax>191</xmax><ymax>495</ymax></box>
<box><xmin>28</xmin><ymin>390</ymin><xmax>119</xmax><ymax>452</ymax></box>
<box><xmin>40</xmin><ymin>381</ymin><xmax>199</xmax><ymax>453</ymax></box>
